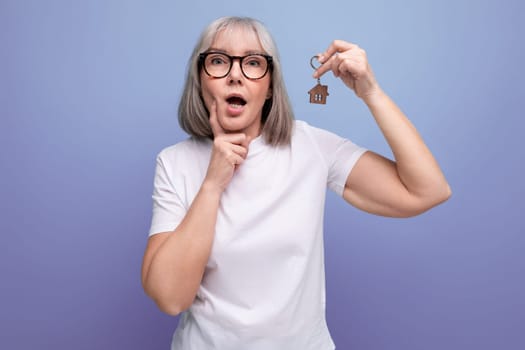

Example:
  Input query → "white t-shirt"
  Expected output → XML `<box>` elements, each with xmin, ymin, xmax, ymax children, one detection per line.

<box><xmin>149</xmin><ymin>120</ymin><xmax>367</xmax><ymax>350</ymax></box>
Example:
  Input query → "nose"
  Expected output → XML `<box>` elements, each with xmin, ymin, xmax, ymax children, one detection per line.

<box><xmin>227</xmin><ymin>59</ymin><xmax>243</xmax><ymax>83</ymax></box>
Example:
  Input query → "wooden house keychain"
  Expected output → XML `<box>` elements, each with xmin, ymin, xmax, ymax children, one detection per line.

<box><xmin>308</xmin><ymin>55</ymin><xmax>329</xmax><ymax>104</ymax></box>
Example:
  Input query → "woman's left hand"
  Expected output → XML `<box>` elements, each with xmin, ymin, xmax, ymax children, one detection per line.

<box><xmin>313</xmin><ymin>40</ymin><xmax>381</xmax><ymax>101</ymax></box>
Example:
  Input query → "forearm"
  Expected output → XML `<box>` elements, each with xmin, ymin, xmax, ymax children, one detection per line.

<box><xmin>143</xmin><ymin>182</ymin><xmax>221</xmax><ymax>315</ymax></box>
<box><xmin>363</xmin><ymin>89</ymin><xmax>451</xmax><ymax>200</ymax></box>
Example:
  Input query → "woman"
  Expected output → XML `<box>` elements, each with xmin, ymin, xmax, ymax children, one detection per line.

<box><xmin>141</xmin><ymin>16</ymin><xmax>451</xmax><ymax>350</ymax></box>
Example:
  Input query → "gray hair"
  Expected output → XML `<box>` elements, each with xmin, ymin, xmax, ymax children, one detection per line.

<box><xmin>178</xmin><ymin>16</ymin><xmax>294</xmax><ymax>146</ymax></box>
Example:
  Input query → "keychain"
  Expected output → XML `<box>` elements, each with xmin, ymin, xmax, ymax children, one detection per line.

<box><xmin>308</xmin><ymin>55</ymin><xmax>329</xmax><ymax>104</ymax></box>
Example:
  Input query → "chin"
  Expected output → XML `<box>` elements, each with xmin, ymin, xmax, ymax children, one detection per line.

<box><xmin>221</xmin><ymin>119</ymin><xmax>248</xmax><ymax>133</ymax></box>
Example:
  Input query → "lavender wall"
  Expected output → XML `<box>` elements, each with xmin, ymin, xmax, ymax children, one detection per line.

<box><xmin>2</xmin><ymin>0</ymin><xmax>524</xmax><ymax>349</ymax></box>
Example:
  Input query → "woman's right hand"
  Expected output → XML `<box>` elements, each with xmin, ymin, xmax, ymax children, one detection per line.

<box><xmin>203</xmin><ymin>101</ymin><xmax>249</xmax><ymax>193</ymax></box>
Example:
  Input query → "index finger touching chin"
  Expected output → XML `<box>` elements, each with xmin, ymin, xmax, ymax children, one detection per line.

<box><xmin>209</xmin><ymin>100</ymin><xmax>225</xmax><ymax>137</ymax></box>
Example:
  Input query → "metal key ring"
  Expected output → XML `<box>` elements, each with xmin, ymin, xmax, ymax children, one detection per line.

<box><xmin>310</xmin><ymin>55</ymin><xmax>321</xmax><ymax>70</ymax></box>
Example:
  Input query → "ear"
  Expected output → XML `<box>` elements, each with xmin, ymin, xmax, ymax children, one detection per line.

<box><xmin>266</xmin><ymin>87</ymin><xmax>273</xmax><ymax>99</ymax></box>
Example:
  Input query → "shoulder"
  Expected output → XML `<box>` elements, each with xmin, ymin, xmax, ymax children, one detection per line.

<box><xmin>292</xmin><ymin>119</ymin><xmax>311</xmax><ymax>134</ymax></box>
<box><xmin>153</xmin><ymin>137</ymin><xmax>212</xmax><ymax>184</ymax></box>
<box><xmin>291</xmin><ymin>120</ymin><xmax>321</xmax><ymax>141</ymax></box>
<box><xmin>292</xmin><ymin>119</ymin><xmax>366</xmax><ymax>167</ymax></box>
<box><xmin>291</xmin><ymin>119</ymin><xmax>345</xmax><ymax>146</ymax></box>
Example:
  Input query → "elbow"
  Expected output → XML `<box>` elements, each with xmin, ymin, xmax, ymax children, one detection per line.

<box><xmin>391</xmin><ymin>183</ymin><xmax>452</xmax><ymax>218</ymax></box>
<box><xmin>425</xmin><ymin>186</ymin><xmax>452</xmax><ymax>214</ymax></box>
<box><xmin>142</xmin><ymin>272</ymin><xmax>195</xmax><ymax>317</ymax></box>
<box><xmin>154</xmin><ymin>298</ymin><xmax>190</xmax><ymax>317</ymax></box>
<box><xmin>435</xmin><ymin>181</ymin><xmax>452</xmax><ymax>205</ymax></box>
<box><xmin>144</xmin><ymin>286</ymin><xmax>192</xmax><ymax>317</ymax></box>
<box><xmin>406</xmin><ymin>182</ymin><xmax>452</xmax><ymax>218</ymax></box>
<box><xmin>444</xmin><ymin>183</ymin><xmax>453</xmax><ymax>200</ymax></box>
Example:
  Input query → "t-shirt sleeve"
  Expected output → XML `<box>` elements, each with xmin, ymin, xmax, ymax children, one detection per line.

<box><xmin>148</xmin><ymin>151</ymin><xmax>187</xmax><ymax>236</ymax></box>
<box><xmin>306</xmin><ymin>123</ymin><xmax>367</xmax><ymax>196</ymax></box>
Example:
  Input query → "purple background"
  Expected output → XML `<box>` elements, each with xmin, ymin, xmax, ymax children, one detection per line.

<box><xmin>2</xmin><ymin>0</ymin><xmax>524</xmax><ymax>349</ymax></box>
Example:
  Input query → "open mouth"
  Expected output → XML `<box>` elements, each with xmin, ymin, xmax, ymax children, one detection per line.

<box><xmin>226</xmin><ymin>96</ymin><xmax>247</xmax><ymax>107</ymax></box>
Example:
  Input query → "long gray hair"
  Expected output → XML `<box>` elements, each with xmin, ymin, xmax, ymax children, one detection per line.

<box><xmin>178</xmin><ymin>16</ymin><xmax>294</xmax><ymax>146</ymax></box>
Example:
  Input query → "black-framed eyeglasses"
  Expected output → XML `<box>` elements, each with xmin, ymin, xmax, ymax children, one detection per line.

<box><xmin>199</xmin><ymin>52</ymin><xmax>273</xmax><ymax>80</ymax></box>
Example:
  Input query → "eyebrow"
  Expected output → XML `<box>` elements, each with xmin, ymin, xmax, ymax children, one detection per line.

<box><xmin>206</xmin><ymin>47</ymin><xmax>268</xmax><ymax>56</ymax></box>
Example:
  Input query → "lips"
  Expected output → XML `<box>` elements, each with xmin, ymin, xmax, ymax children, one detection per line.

<box><xmin>224</xmin><ymin>94</ymin><xmax>247</xmax><ymax>116</ymax></box>
<box><xmin>226</xmin><ymin>95</ymin><xmax>247</xmax><ymax>107</ymax></box>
